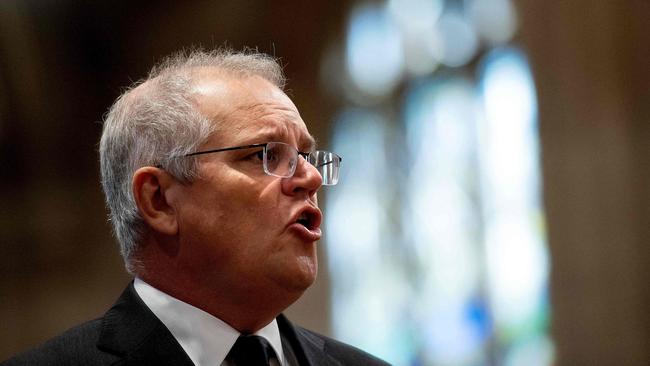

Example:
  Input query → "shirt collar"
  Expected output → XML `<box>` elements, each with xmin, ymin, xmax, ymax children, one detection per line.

<box><xmin>134</xmin><ymin>278</ymin><xmax>285</xmax><ymax>366</ymax></box>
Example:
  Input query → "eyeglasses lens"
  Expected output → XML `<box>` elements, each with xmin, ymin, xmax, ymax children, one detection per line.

<box><xmin>264</xmin><ymin>142</ymin><xmax>340</xmax><ymax>185</ymax></box>
<box><xmin>264</xmin><ymin>142</ymin><xmax>296</xmax><ymax>177</ymax></box>
<box><xmin>311</xmin><ymin>151</ymin><xmax>340</xmax><ymax>186</ymax></box>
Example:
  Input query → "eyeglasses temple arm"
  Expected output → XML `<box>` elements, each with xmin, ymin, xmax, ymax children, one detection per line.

<box><xmin>184</xmin><ymin>143</ymin><xmax>267</xmax><ymax>157</ymax></box>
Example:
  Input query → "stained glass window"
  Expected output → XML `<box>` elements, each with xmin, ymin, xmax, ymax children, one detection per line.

<box><xmin>322</xmin><ymin>1</ymin><xmax>553</xmax><ymax>365</ymax></box>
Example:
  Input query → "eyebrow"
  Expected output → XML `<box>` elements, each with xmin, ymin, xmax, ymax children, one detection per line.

<box><xmin>235</xmin><ymin>130</ymin><xmax>317</xmax><ymax>152</ymax></box>
<box><xmin>303</xmin><ymin>135</ymin><xmax>317</xmax><ymax>151</ymax></box>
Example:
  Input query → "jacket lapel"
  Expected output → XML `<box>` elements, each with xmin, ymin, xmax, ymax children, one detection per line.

<box><xmin>96</xmin><ymin>284</ymin><xmax>346</xmax><ymax>366</ymax></box>
<box><xmin>277</xmin><ymin>314</ymin><xmax>342</xmax><ymax>366</ymax></box>
<box><xmin>96</xmin><ymin>282</ymin><xmax>195</xmax><ymax>366</ymax></box>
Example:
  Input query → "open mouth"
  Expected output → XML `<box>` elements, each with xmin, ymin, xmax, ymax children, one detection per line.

<box><xmin>287</xmin><ymin>204</ymin><xmax>323</xmax><ymax>241</ymax></box>
<box><xmin>290</xmin><ymin>206</ymin><xmax>322</xmax><ymax>241</ymax></box>
<box><xmin>296</xmin><ymin>211</ymin><xmax>317</xmax><ymax>230</ymax></box>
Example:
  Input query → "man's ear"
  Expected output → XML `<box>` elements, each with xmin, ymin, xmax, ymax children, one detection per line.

<box><xmin>132</xmin><ymin>167</ymin><xmax>179</xmax><ymax>236</ymax></box>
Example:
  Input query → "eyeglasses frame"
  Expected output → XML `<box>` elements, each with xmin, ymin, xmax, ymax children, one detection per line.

<box><xmin>183</xmin><ymin>142</ymin><xmax>342</xmax><ymax>184</ymax></box>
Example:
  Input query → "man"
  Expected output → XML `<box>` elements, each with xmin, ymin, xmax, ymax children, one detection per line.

<box><xmin>3</xmin><ymin>49</ymin><xmax>388</xmax><ymax>365</ymax></box>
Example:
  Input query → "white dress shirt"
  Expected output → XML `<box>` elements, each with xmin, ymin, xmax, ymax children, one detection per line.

<box><xmin>134</xmin><ymin>278</ymin><xmax>285</xmax><ymax>366</ymax></box>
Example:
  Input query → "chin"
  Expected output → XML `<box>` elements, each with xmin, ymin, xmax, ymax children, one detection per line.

<box><xmin>280</xmin><ymin>256</ymin><xmax>318</xmax><ymax>293</ymax></box>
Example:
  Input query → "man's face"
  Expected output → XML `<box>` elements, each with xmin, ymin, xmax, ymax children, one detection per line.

<box><xmin>167</xmin><ymin>71</ymin><xmax>323</xmax><ymax>302</ymax></box>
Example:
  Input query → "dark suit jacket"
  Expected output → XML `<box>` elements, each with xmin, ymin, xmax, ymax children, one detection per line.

<box><xmin>2</xmin><ymin>283</ymin><xmax>389</xmax><ymax>366</ymax></box>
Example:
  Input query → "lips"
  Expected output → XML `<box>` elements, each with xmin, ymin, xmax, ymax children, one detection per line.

<box><xmin>288</xmin><ymin>205</ymin><xmax>322</xmax><ymax>241</ymax></box>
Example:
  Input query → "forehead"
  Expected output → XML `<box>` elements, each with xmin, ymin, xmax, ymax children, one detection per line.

<box><xmin>192</xmin><ymin>71</ymin><xmax>315</xmax><ymax>149</ymax></box>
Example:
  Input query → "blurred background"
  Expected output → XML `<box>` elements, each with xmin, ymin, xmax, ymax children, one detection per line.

<box><xmin>1</xmin><ymin>0</ymin><xmax>648</xmax><ymax>365</ymax></box>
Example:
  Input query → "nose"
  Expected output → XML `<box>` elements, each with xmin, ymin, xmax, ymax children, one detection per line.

<box><xmin>281</xmin><ymin>156</ymin><xmax>322</xmax><ymax>197</ymax></box>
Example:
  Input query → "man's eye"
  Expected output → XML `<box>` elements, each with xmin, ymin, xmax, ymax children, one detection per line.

<box><xmin>266</xmin><ymin>150</ymin><xmax>279</xmax><ymax>162</ymax></box>
<box><xmin>244</xmin><ymin>150</ymin><xmax>264</xmax><ymax>162</ymax></box>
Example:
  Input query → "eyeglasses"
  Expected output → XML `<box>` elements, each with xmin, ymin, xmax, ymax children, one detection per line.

<box><xmin>184</xmin><ymin>141</ymin><xmax>342</xmax><ymax>185</ymax></box>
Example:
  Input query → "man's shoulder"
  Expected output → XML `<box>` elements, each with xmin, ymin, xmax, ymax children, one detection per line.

<box><xmin>1</xmin><ymin>318</ymin><xmax>119</xmax><ymax>366</ymax></box>
<box><xmin>291</xmin><ymin>324</ymin><xmax>390</xmax><ymax>366</ymax></box>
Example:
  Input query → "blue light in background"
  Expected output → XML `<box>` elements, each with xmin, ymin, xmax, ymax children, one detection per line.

<box><xmin>466</xmin><ymin>0</ymin><xmax>518</xmax><ymax>45</ymax></box>
<box><xmin>403</xmin><ymin>78</ymin><xmax>487</xmax><ymax>365</ymax></box>
<box><xmin>387</xmin><ymin>0</ymin><xmax>444</xmax><ymax>76</ymax></box>
<box><xmin>345</xmin><ymin>3</ymin><xmax>404</xmax><ymax>97</ymax></box>
<box><xmin>477</xmin><ymin>48</ymin><xmax>553</xmax><ymax>365</ymax></box>
<box><xmin>429</xmin><ymin>11</ymin><xmax>479</xmax><ymax>67</ymax></box>
<box><xmin>325</xmin><ymin>109</ymin><xmax>417</xmax><ymax>364</ymax></box>
<box><xmin>325</xmin><ymin>1</ymin><xmax>552</xmax><ymax>365</ymax></box>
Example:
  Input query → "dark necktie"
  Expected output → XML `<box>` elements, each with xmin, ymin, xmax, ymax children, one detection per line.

<box><xmin>227</xmin><ymin>335</ymin><xmax>277</xmax><ymax>365</ymax></box>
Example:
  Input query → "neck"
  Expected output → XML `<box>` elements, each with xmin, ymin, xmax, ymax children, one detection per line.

<box><xmin>136</xmin><ymin>266</ymin><xmax>301</xmax><ymax>334</ymax></box>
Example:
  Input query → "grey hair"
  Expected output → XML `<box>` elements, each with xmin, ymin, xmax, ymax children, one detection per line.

<box><xmin>99</xmin><ymin>48</ymin><xmax>286</xmax><ymax>274</ymax></box>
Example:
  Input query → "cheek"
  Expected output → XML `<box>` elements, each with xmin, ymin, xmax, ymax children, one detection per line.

<box><xmin>179</xmin><ymin>168</ymin><xmax>289</xmax><ymax>254</ymax></box>
<box><xmin>194</xmin><ymin>173</ymin><xmax>282</xmax><ymax>241</ymax></box>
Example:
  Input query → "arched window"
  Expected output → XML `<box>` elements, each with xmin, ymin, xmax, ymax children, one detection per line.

<box><xmin>322</xmin><ymin>1</ymin><xmax>552</xmax><ymax>365</ymax></box>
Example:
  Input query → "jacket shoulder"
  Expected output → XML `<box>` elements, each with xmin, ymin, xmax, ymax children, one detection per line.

<box><xmin>1</xmin><ymin>318</ymin><xmax>119</xmax><ymax>366</ymax></box>
<box><xmin>295</xmin><ymin>326</ymin><xmax>391</xmax><ymax>366</ymax></box>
